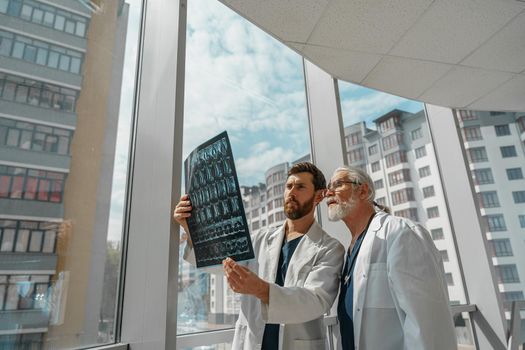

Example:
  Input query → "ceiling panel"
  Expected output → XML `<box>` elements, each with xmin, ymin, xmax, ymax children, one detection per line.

<box><xmin>308</xmin><ymin>0</ymin><xmax>433</xmax><ymax>54</ymax></box>
<box><xmin>467</xmin><ymin>74</ymin><xmax>525</xmax><ymax>111</ymax></box>
<box><xmin>419</xmin><ymin>66</ymin><xmax>514</xmax><ymax>107</ymax></box>
<box><xmin>461</xmin><ymin>12</ymin><xmax>525</xmax><ymax>73</ymax></box>
<box><xmin>221</xmin><ymin>0</ymin><xmax>329</xmax><ymax>43</ymax></box>
<box><xmin>362</xmin><ymin>56</ymin><xmax>452</xmax><ymax>99</ymax></box>
<box><xmin>299</xmin><ymin>44</ymin><xmax>382</xmax><ymax>83</ymax></box>
<box><xmin>390</xmin><ymin>0</ymin><xmax>523</xmax><ymax>64</ymax></box>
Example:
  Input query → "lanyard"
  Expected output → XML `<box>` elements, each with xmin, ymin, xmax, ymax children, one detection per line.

<box><xmin>343</xmin><ymin>213</ymin><xmax>376</xmax><ymax>285</ymax></box>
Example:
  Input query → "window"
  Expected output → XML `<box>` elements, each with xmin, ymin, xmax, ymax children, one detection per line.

<box><xmin>494</xmin><ymin>124</ymin><xmax>510</xmax><ymax>136</ymax></box>
<box><xmin>385</xmin><ymin>151</ymin><xmax>407</xmax><ymax>168</ymax></box>
<box><xmin>467</xmin><ymin>147</ymin><xmax>488</xmax><ymax>163</ymax></box>
<box><xmin>501</xmin><ymin>291</ymin><xmax>524</xmax><ymax>302</ymax></box>
<box><xmin>382</xmin><ymin>133</ymin><xmax>403</xmax><ymax>151</ymax></box>
<box><xmin>512</xmin><ymin>191</ymin><xmax>525</xmax><ymax>203</ymax></box>
<box><xmin>496</xmin><ymin>265</ymin><xmax>520</xmax><ymax>283</ymax></box>
<box><xmin>485</xmin><ymin>214</ymin><xmax>507</xmax><ymax>231</ymax></box>
<box><xmin>500</xmin><ymin>145</ymin><xmax>517</xmax><ymax>158</ymax></box>
<box><xmin>394</xmin><ymin>208</ymin><xmax>419</xmax><ymax>222</ymax></box>
<box><xmin>440</xmin><ymin>250</ymin><xmax>449</xmax><ymax>262</ymax></box>
<box><xmin>411</xmin><ymin>128</ymin><xmax>422</xmax><ymax>140</ymax></box>
<box><xmin>491</xmin><ymin>239</ymin><xmax>513</xmax><ymax>257</ymax></box>
<box><xmin>418</xmin><ymin>166</ymin><xmax>431</xmax><ymax>178</ymax></box>
<box><xmin>459</xmin><ymin>110</ymin><xmax>477</xmax><ymax>121</ymax></box>
<box><xmin>463</xmin><ymin>126</ymin><xmax>482</xmax><ymax>141</ymax></box>
<box><xmin>414</xmin><ymin>146</ymin><xmax>426</xmax><ymax>158</ymax></box>
<box><xmin>478</xmin><ymin>191</ymin><xmax>500</xmax><ymax>208</ymax></box>
<box><xmin>445</xmin><ymin>273</ymin><xmax>454</xmax><ymax>286</ymax></box>
<box><xmin>371</xmin><ymin>161</ymin><xmax>380</xmax><ymax>172</ymax></box>
<box><xmin>472</xmin><ymin>168</ymin><xmax>494</xmax><ymax>185</ymax></box>
<box><xmin>376</xmin><ymin>197</ymin><xmax>386</xmax><ymax>206</ymax></box>
<box><xmin>506</xmin><ymin>168</ymin><xmax>523</xmax><ymax>180</ymax></box>
<box><xmin>431</xmin><ymin>228</ymin><xmax>444</xmax><ymax>240</ymax></box>
<box><xmin>368</xmin><ymin>144</ymin><xmax>378</xmax><ymax>155</ymax></box>
<box><xmin>391</xmin><ymin>188</ymin><xmax>414</xmax><ymax>205</ymax></box>
<box><xmin>520</xmin><ymin>215</ymin><xmax>525</xmax><ymax>228</ymax></box>
<box><xmin>422</xmin><ymin>186</ymin><xmax>435</xmax><ymax>198</ymax></box>
<box><xmin>388</xmin><ymin>169</ymin><xmax>410</xmax><ymax>186</ymax></box>
<box><xmin>373</xmin><ymin>179</ymin><xmax>384</xmax><ymax>189</ymax></box>
<box><xmin>347</xmin><ymin>131</ymin><xmax>361</xmax><ymax>146</ymax></box>
<box><xmin>348</xmin><ymin>148</ymin><xmax>364</xmax><ymax>163</ymax></box>
<box><xmin>427</xmin><ymin>206</ymin><xmax>439</xmax><ymax>218</ymax></box>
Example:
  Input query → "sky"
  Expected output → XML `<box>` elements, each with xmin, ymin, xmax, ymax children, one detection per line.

<box><xmin>106</xmin><ymin>0</ymin><xmax>423</xmax><ymax>242</ymax></box>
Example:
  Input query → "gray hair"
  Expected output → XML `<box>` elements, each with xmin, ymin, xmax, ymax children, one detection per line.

<box><xmin>333</xmin><ymin>165</ymin><xmax>390</xmax><ymax>213</ymax></box>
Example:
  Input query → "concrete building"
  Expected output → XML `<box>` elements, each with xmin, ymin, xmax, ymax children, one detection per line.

<box><xmin>0</xmin><ymin>0</ymin><xmax>128</xmax><ymax>348</ymax></box>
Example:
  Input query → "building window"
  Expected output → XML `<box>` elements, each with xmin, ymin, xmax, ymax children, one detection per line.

<box><xmin>378</xmin><ymin>117</ymin><xmax>398</xmax><ymax>133</ymax></box>
<box><xmin>440</xmin><ymin>250</ymin><xmax>449</xmax><ymax>262</ymax></box>
<box><xmin>500</xmin><ymin>145</ymin><xmax>517</xmax><ymax>158</ymax></box>
<box><xmin>371</xmin><ymin>161</ymin><xmax>380</xmax><ymax>172</ymax></box>
<box><xmin>491</xmin><ymin>239</ymin><xmax>513</xmax><ymax>257</ymax></box>
<box><xmin>385</xmin><ymin>151</ymin><xmax>407</xmax><ymax>168</ymax></box>
<box><xmin>252</xmin><ymin>221</ymin><xmax>259</xmax><ymax>231</ymax></box>
<box><xmin>418</xmin><ymin>166</ymin><xmax>431</xmax><ymax>178</ymax></box>
<box><xmin>391</xmin><ymin>188</ymin><xmax>414</xmax><ymax>205</ymax></box>
<box><xmin>0</xmin><ymin>165</ymin><xmax>65</xmax><ymax>203</ymax></box>
<box><xmin>347</xmin><ymin>131</ymin><xmax>362</xmax><ymax>146</ymax></box>
<box><xmin>496</xmin><ymin>265</ymin><xmax>520</xmax><ymax>283</ymax></box>
<box><xmin>484</xmin><ymin>214</ymin><xmax>507</xmax><ymax>231</ymax></box>
<box><xmin>251</xmin><ymin>208</ymin><xmax>259</xmax><ymax>217</ymax></box>
<box><xmin>512</xmin><ymin>191</ymin><xmax>525</xmax><ymax>203</ymax></box>
<box><xmin>427</xmin><ymin>206</ymin><xmax>439</xmax><ymax>218</ymax></box>
<box><xmin>445</xmin><ymin>273</ymin><xmax>454</xmax><ymax>286</ymax></box>
<box><xmin>422</xmin><ymin>186</ymin><xmax>435</xmax><ymax>198</ymax></box>
<box><xmin>459</xmin><ymin>110</ymin><xmax>477</xmax><ymax>121</ymax></box>
<box><xmin>394</xmin><ymin>208</ymin><xmax>418</xmax><ymax>222</ymax></box>
<box><xmin>376</xmin><ymin>197</ymin><xmax>386</xmax><ymax>206</ymax></box>
<box><xmin>467</xmin><ymin>147</ymin><xmax>488</xmax><ymax>163</ymax></box>
<box><xmin>388</xmin><ymin>169</ymin><xmax>410</xmax><ymax>186</ymax></box>
<box><xmin>501</xmin><ymin>291</ymin><xmax>524</xmax><ymax>302</ymax></box>
<box><xmin>463</xmin><ymin>126</ymin><xmax>482</xmax><ymax>141</ymax></box>
<box><xmin>431</xmin><ymin>228</ymin><xmax>444</xmax><ymax>240</ymax></box>
<box><xmin>414</xmin><ymin>146</ymin><xmax>426</xmax><ymax>159</ymax></box>
<box><xmin>382</xmin><ymin>133</ymin><xmax>403</xmax><ymax>151</ymax></box>
<box><xmin>373</xmin><ymin>179</ymin><xmax>383</xmax><ymax>190</ymax></box>
<box><xmin>519</xmin><ymin>215</ymin><xmax>525</xmax><ymax>228</ymax></box>
<box><xmin>368</xmin><ymin>144</ymin><xmax>378</xmax><ymax>155</ymax></box>
<box><xmin>494</xmin><ymin>124</ymin><xmax>510</xmax><ymax>136</ymax></box>
<box><xmin>411</xmin><ymin>128</ymin><xmax>422</xmax><ymax>140</ymax></box>
<box><xmin>478</xmin><ymin>191</ymin><xmax>500</xmax><ymax>208</ymax></box>
<box><xmin>472</xmin><ymin>168</ymin><xmax>494</xmax><ymax>185</ymax></box>
<box><xmin>506</xmin><ymin>168</ymin><xmax>523</xmax><ymax>180</ymax></box>
<box><xmin>347</xmin><ymin>147</ymin><xmax>364</xmax><ymax>164</ymax></box>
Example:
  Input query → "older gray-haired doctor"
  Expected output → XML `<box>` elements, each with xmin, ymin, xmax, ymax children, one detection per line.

<box><xmin>174</xmin><ymin>162</ymin><xmax>344</xmax><ymax>350</ymax></box>
<box><xmin>326</xmin><ymin>165</ymin><xmax>457</xmax><ymax>350</ymax></box>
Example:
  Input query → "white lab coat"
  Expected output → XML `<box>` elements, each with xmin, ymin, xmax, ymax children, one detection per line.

<box><xmin>351</xmin><ymin>211</ymin><xmax>457</xmax><ymax>350</ymax></box>
<box><xmin>184</xmin><ymin>221</ymin><xmax>344</xmax><ymax>350</ymax></box>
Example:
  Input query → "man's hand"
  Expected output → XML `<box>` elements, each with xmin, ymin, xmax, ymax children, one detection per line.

<box><xmin>173</xmin><ymin>194</ymin><xmax>192</xmax><ymax>245</ymax></box>
<box><xmin>223</xmin><ymin>258</ymin><xmax>269</xmax><ymax>304</ymax></box>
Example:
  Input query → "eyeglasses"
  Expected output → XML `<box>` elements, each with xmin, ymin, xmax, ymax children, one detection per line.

<box><xmin>326</xmin><ymin>179</ymin><xmax>360</xmax><ymax>192</ymax></box>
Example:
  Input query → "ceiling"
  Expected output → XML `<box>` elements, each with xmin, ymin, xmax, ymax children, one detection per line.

<box><xmin>220</xmin><ymin>0</ymin><xmax>525</xmax><ymax>112</ymax></box>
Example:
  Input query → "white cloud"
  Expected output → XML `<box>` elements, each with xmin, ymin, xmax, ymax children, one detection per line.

<box><xmin>341</xmin><ymin>92</ymin><xmax>406</xmax><ymax>126</ymax></box>
<box><xmin>236</xmin><ymin>147</ymin><xmax>295</xmax><ymax>184</ymax></box>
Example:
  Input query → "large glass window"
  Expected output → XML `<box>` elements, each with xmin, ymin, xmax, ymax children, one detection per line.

<box><xmin>177</xmin><ymin>0</ymin><xmax>310</xmax><ymax>337</ymax></box>
<box><xmin>0</xmin><ymin>1</ymin><xmax>142</xmax><ymax>349</ymax></box>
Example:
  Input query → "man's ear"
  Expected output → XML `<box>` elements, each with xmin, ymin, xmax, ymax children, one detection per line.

<box><xmin>359</xmin><ymin>183</ymin><xmax>369</xmax><ymax>199</ymax></box>
<box><xmin>314</xmin><ymin>189</ymin><xmax>325</xmax><ymax>205</ymax></box>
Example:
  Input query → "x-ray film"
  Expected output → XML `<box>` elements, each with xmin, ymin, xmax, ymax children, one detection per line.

<box><xmin>184</xmin><ymin>131</ymin><xmax>254</xmax><ymax>267</ymax></box>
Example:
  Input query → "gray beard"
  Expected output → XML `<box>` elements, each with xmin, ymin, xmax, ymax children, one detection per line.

<box><xmin>328</xmin><ymin>199</ymin><xmax>356</xmax><ymax>221</ymax></box>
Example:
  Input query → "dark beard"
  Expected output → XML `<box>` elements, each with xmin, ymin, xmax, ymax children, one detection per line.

<box><xmin>284</xmin><ymin>194</ymin><xmax>315</xmax><ymax>220</ymax></box>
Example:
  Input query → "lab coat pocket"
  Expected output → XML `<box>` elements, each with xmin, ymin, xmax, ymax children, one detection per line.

<box><xmin>293</xmin><ymin>338</ymin><xmax>326</xmax><ymax>350</ymax></box>
<box><xmin>366</xmin><ymin>263</ymin><xmax>395</xmax><ymax>309</ymax></box>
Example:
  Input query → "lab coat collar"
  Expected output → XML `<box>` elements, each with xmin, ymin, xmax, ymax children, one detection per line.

<box><xmin>264</xmin><ymin>220</ymin><xmax>323</xmax><ymax>285</ymax></box>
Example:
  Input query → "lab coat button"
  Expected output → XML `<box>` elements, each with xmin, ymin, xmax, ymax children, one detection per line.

<box><xmin>362</xmin><ymin>274</ymin><xmax>366</xmax><ymax>278</ymax></box>
<box><xmin>357</xmin><ymin>308</ymin><xmax>361</xmax><ymax>312</ymax></box>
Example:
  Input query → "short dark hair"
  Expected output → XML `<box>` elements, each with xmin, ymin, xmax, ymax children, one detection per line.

<box><xmin>288</xmin><ymin>162</ymin><xmax>326</xmax><ymax>191</ymax></box>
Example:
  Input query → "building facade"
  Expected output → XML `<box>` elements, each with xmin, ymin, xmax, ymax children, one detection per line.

<box><xmin>0</xmin><ymin>0</ymin><xmax>128</xmax><ymax>348</ymax></box>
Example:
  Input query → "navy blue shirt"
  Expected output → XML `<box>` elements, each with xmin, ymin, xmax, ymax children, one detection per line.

<box><xmin>337</xmin><ymin>232</ymin><xmax>366</xmax><ymax>350</ymax></box>
<box><xmin>262</xmin><ymin>235</ymin><xmax>303</xmax><ymax>350</ymax></box>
